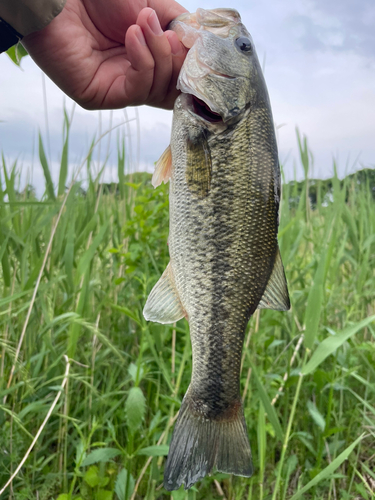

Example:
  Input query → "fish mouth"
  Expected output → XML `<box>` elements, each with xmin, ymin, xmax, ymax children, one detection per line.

<box><xmin>190</xmin><ymin>95</ymin><xmax>224</xmax><ymax>123</ymax></box>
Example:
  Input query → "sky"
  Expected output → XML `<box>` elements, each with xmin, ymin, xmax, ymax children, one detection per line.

<box><xmin>0</xmin><ymin>0</ymin><xmax>374</xmax><ymax>194</ymax></box>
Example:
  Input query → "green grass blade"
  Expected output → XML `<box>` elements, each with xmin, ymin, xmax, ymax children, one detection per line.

<box><xmin>0</xmin><ymin>289</ymin><xmax>31</xmax><ymax>307</ymax></box>
<box><xmin>76</xmin><ymin>221</ymin><xmax>109</xmax><ymax>277</ymax></box>
<box><xmin>38</xmin><ymin>132</ymin><xmax>56</xmax><ymax>200</ymax></box>
<box><xmin>118</xmin><ymin>137</ymin><xmax>126</xmax><ymax>200</ymax></box>
<box><xmin>257</xmin><ymin>402</ymin><xmax>266</xmax><ymax>500</ymax></box>
<box><xmin>302</xmin><ymin>315</ymin><xmax>375</xmax><ymax>375</ymax></box>
<box><xmin>349</xmin><ymin>390</ymin><xmax>375</xmax><ymax>418</ymax></box>
<box><xmin>81</xmin><ymin>448</ymin><xmax>121</xmax><ymax>467</ymax></box>
<box><xmin>110</xmin><ymin>304</ymin><xmax>142</xmax><ymax>327</ymax></box>
<box><xmin>136</xmin><ymin>445</ymin><xmax>169</xmax><ymax>456</ymax></box>
<box><xmin>58</xmin><ymin>109</ymin><xmax>70</xmax><ymax>196</ymax></box>
<box><xmin>248</xmin><ymin>359</ymin><xmax>284</xmax><ymax>442</ymax></box>
<box><xmin>289</xmin><ymin>433</ymin><xmax>364</xmax><ymax>500</ymax></box>
<box><xmin>68</xmin><ymin>270</ymin><xmax>90</xmax><ymax>358</ymax></box>
<box><xmin>304</xmin><ymin>247</ymin><xmax>326</xmax><ymax>349</ymax></box>
<box><xmin>1</xmin><ymin>246</ymin><xmax>11</xmax><ymax>287</ymax></box>
<box><xmin>64</xmin><ymin>211</ymin><xmax>75</xmax><ymax>291</ymax></box>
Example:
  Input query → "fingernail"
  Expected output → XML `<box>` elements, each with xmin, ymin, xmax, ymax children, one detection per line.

<box><xmin>148</xmin><ymin>10</ymin><xmax>163</xmax><ymax>35</ymax></box>
<box><xmin>166</xmin><ymin>32</ymin><xmax>184</xmax><ymax>56</ymax></box>
<box><xmin>136</xmin><ymin>26</ymin><xmax>147</xmax><ymax>46</ymax></box>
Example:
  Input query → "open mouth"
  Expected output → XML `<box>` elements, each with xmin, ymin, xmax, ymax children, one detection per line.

<box><xmin>191</xmin><ymin>95</ymin><xmax>223</xmax><ymax>123</ymax></box>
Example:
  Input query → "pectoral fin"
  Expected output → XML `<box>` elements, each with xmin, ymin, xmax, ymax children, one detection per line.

<box><xmin>185</xmin><ymin>131</ymin><xmax>211</xmax><ymax>198</ymax></box>
<box><xmin>258</xmin><ymin>248</ymin><xmax>290</xmax><ymax>311</ymax></box>
<box><xmin>152</xmin><ymin>145</ymin><xmax>172</xmax><ymax>188</ymax></box>
<box><xmin>143</xmin><ymin>263</ymin><xmax>185</xmax><ymax>324</ymax></box>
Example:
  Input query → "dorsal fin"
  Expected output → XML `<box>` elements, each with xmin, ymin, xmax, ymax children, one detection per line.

<box><xmin>258</xmin><ymin>248</ymin><xmax>290</xmax><ymax>311</ymax></box>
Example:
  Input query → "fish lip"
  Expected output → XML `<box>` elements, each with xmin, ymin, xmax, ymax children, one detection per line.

<box><xmin>209</xmin><ymin>70</ymin><xmax>236</xmax><ymax>81</ymax></box>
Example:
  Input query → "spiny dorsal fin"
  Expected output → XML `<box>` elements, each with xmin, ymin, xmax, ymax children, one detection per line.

<box><xmin>143</xmin><ymin>262</ymin><xmax>185</xmax><ymax>324</ymax></box>
<box><xmin>185</xmin><ymin>131</ymin><xmax>211</xmax><ymax>198</ymax></box>
<box><xmin>152</xmin><ymin>145</ymin><xmax>172</xmax><ymax>188</ymax></box>
<box><xmin>258</xmin><ymin>247</ymin><xmax>290</xmax><ymax>311</ymax></box>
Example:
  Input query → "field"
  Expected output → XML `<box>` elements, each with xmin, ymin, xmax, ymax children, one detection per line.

<box><xmin>0</xmin><ymin>120</ymin><xmax>374</xmax><ymax>500</ymax></box>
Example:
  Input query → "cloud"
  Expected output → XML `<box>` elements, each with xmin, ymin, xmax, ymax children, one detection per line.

<box><xmin>286</xmin><ymin>0</ymin><xmax>375</xmax><ymax>58</ymax></box>
<box><xmin>286</xmin><ymin>15</ymin><xmax>327</xmax><ymax>52</ymax></box>
<box><xmin>1</xmin><ymin>0</ymin><xmax>374</xmax><ymax>190</ymax></box>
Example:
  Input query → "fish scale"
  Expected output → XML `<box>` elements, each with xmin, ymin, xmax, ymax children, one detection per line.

<box><xmin>143</xmin><ymin>8</ymin><xmax>290</xmax><ymax>490</ymax></box>
<box><xmin>172</xmin><ymin>109</ymin><xmax>273</xmax><ymax>401</ymax></box>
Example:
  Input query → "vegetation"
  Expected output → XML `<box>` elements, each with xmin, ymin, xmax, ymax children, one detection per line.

<box><xmin>0</xmin><ymin>120</ymin><xmax>374</xmax><ymax>500</ymax></box>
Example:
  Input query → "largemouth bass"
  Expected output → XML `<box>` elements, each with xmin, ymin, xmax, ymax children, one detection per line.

<box><xmin>143</xmin><ymin>8</ymin><xmax>290</xmax><ymax>491</ymax></box>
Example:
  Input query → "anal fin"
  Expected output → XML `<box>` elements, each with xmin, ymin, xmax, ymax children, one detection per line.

<box><xmin>258</xmin><ymin>247</ymin><xmax>290</xmax><ymax>311</ymax></box>
<box><xmin>143</xmin><ymin>262</ymin><xmax>185</xmax><ymax>324</ymax></box>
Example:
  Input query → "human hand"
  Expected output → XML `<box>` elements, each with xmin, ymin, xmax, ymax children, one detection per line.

<box><xmin>22</xmin><ymin>0</ymin><xmax>188</xmax><ymax>110</ymax></box>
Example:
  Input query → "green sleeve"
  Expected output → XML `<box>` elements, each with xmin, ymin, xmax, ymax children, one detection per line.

<box><xmin>0</xmin><ymin>0</ymin><xmax>66</xmax><ymax>53</ymax></box>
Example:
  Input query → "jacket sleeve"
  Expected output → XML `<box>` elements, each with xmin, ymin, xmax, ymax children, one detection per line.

<box><xmin>0</xmin><ymin>0</ymin><xmax>66</xmax><ymax>53</ymax></box>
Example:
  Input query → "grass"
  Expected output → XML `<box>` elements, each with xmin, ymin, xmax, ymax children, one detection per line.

<box><xmin>0</xmin><ymin>116</ymin><xmax>374</xmax><ymax>500</ymax></box>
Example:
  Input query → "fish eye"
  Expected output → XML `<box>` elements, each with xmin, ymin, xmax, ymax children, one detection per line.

<box><xmin>235</xmin><ymin>37</ymin><xmax>252</xmax><ymax>52</ymax></box>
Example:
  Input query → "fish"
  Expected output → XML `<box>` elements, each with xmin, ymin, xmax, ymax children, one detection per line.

<box><xmin>143</xmin><ymin>7</ymin><xmax>290</xmax><ymax>491</ymax></box>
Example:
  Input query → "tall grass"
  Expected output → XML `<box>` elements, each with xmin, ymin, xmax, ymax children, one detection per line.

<box><xmin>0</xmin><ymin>120</ymin><xmax>374</xmax><ymax>500</ymax></box>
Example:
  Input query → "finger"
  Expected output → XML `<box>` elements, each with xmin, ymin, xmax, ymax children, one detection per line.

<box><xmin>148</xmin><ymin>0</ymin><xmax>188</xmax><ymax>29</ymax></box>
<box><xmin>162</xmin><ymin>30</ymin><xmax>187</xmax><ymax>109</ymax></box>
<box><xmin>135</xmin><ymin>8</ymin><xmax>174</xmax><ymax>105</ymax></box>
<box><xmin>123</xmin><ymin>24</ymin><xmax>155</xmax><ymax>105</ymax></box>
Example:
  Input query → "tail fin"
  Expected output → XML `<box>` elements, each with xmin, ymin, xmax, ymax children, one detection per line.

<box><xmin>164</xmin><ymin>396</ymin><xmax>253</xmax><ymax>491</ymax></box>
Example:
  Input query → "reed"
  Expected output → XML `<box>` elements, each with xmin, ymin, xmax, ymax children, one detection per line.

<box><xmin>0</xmin><ymin>120</ymin><xmax>374</xmax><ymax>500</ymax></box>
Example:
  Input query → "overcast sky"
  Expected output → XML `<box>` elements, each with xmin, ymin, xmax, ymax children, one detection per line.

<box><xmin>0</xmin><ymin>0</ymin><xmax>374</xmax><ymax>193</ymax></box>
